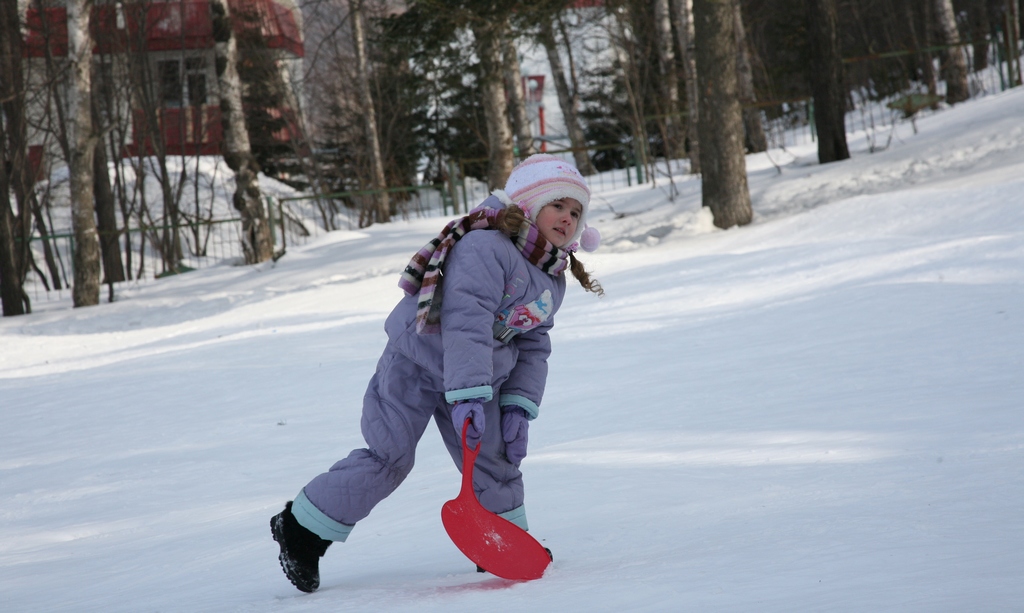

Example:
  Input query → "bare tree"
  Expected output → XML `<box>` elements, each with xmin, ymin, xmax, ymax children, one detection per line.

<box><xmin>67</xmin><ymin>0</ymin><xmax>102</xmax><ymax>306</ymax></box>
<box><xmin>653</xmin><ymin>0</ymin><xmax>682</xmax><ymax>158</ymax></box>
<box><xmin>538</xmin><ymin>17</ymin><xmax>595</xmax><ymax>175</ymax></box>
<box><xmin>1018</xmin><ymin>0</ymin><xmax>1024</xmax><ymax>57</ymax></box>
<box><xmin>734</xmin><ymin>2</ymin><xmax>766</xmax><ymax>153</ymax></box>
<box><xmin>91</xmin><ymin>87</ymin><xmax>125</xmax><ymax>287</ymax></box>
<box><xmin>117</xmin><ymin>2</ymin><xmax>186</xmax><ymax>274</ymax></box>
<box><xmin>471</xmin><ymin>16</ymin><xmax>516</xmax><ymax>188</ymax></box>
<box><xmin>606</xmin><ymin>5</ymin><xmax>652</xmax><ymax>180</ymax></box>
<box><xmin>348</xmin><ymin>0</ymin><xmax>390</xmax><ymax>224</ymax></box>
<box><xmin>24</xmin><ymin>0</ymin><xmax>70</xmax><ymax>291</ymax></box>
<box><xmin>933</xmin><ymin>0</ymin><xmax>970</xmax><ymax>103</ymax></box>
<box><xmin>670</xmin><ymin>0</ymin><xmax>700</xmax><ymax>174</ymax></box>
<box><xmin>0</xmin><ymin>135</ymin><xmax>24</xmax><ymax>315</ymax></box>
<box><xmin>806</xmin><ymin>0</ymin><xmax>850</xmax><ymax>164</ymax></box>
<box><xmin>693</xmin><ymin>0</ymin><xmax>751</xmax><ymax>228</ymax></box>
<box><xmin>905</xmin><ymin>1</ymin><xmax>939</xmax><ymax>108</ymax></box>
<box><xmin>211</xmin><ymin>0</ymin><xmax>273</xmax><ymax>263</ymax></box>
<box><xmin>0</xmin><ymin>0</ymin><xmax>34</xmax><ymax>315</ymax></box>
<box><xmin>503</xmin><ymin>34</ymin><xmax>537</xmax><ymax>158</ymax></box>
<box><xmin>1003</xmin><ymin>0</ymin><xmax>1022</xmax><ymax>87</ymax></box>
<box><xmin>967</xmin><ymin>0</ymin><xmax>992</xmax><ymax>72</ymax></box>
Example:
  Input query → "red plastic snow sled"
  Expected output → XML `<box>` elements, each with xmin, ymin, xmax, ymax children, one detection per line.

<box><xmin>441</xmin><ymin>419</ymin><xmax>551</xmax><ymax>581</ymax></box>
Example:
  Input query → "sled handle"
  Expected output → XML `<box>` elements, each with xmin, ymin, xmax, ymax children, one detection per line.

<box><xmin>460</xmin><ymin>418</ymin><xmax>480</xmax><ymax>491</ymax></box>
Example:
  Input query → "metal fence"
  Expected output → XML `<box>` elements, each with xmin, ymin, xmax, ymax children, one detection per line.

<box><xmin>25</xmin><ymin>217</ymin><xmax>252</xmax><ymax>303</ymax></box>
<box><xmin>23</xmin><ymin>185</ymin><xmax>456</xmax><ymax>304</ymax></box>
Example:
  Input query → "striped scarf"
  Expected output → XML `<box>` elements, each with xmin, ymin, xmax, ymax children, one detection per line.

<box><xmin>399</xmin><ymin>207</ymin><xmax>569</xmax><ymax>334</ymax></box>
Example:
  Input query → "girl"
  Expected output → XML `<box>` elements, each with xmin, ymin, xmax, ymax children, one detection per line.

<box><xmin>270</xmin><ymin>154</ymin><xmax>603</xmax><ymax>592</ymax></box>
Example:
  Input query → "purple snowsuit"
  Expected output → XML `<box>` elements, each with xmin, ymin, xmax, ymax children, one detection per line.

<box><xmin>290</xmin><ymin>195</ymin><xmax>566</xmax><ymax>542</ymax></box>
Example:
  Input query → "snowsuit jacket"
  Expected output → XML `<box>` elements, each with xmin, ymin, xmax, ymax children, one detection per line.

<box><xmin>385</xmin><ymin>194</ymin><xmax>565</xmax><ymax>418</ymax></box>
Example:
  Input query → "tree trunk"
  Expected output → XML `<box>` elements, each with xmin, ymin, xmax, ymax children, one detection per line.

<box><xmin>502</xmin><ymin>34</ymin><xmax>536</xmax><ymax>158</ymax></box>
<box><xmin>806</xmin><ymin>0</ymin><xmax>850</xmax><ymax>164</ymax></box>
<box><xmin>734</xmin><ymin>2</ymin><xmax>766</xmax><ymax>153</ymax></box>
<box><xmin>117</xmin><ymin>8</ymin><xmax>183</xmax><ymax>271</ymax></box>
<box><xmin>90</xmin><ymin>77</ymin><xmax>125</xmax><ymax>286</ymax></box>
<box><xmin>670</xmin><ymin>0</ymin><xmax>701</xmax><ymax>174</ymax></box>
<box><xmin>538</xmin><ymin>20</ymin><xmax>595</xmax><ymax>175</ymax></box>
<box><xmin>211</xmin><ymin>0</ymin><xmax>272</xmax><ymax>264</ymax></box>
<box><xmin>68</xmin><ymin>0</ymin><xmax>102</xmax><ymax>307</ymax></box>
<box><xmin>92</xmin><ymin>115</ymin><xmax>125</xmax><ymax>285</ymax></box>
<box><xmin>610</xmin><ymin>10</ymin><xmax>651</xmax><ymax>180</ymax></box>
<box><xmin>1019</xmin><ymin>0</ymin><xmax>1024</xmax><ymax>47</ymax></box>
<box><xmin>472</xmin><ymin>18</ymin><xmax>516</xmax><ymax>189</ymax></box>
<box><xmin>0</xmin><ymin>138</ymin><xmax>27</xmax><ymax>315</ymax></box>
<box><xmin>349</xmin><ymin>0</ymin><xmax>390</xmax><ymax>225</ymax></box>
<box><xmin>1010</xmin><ymin>0</ymin><xmax>1023</xmax><ymax>87</ymax></box>
<box><xmin>933</xmin><ymin>0</ymin><xmax>970</xmax><ymax>103</ymax></box>
<box><xmin>0</xmin><ymin>0</ymin><xmax>33</xmax><ymax>315</ymax></box>
<box><xmin>968</xmin><ymin>0</ymin><xmax>991</xmax><ymax>71</ymax></box>
<box><xmin>556</xmin><ymin>16</ymin><xmax>597</xmax><ymax>174</ymax></box>
<box><xmin>907</xmin><ymin>1</ymin><xmax>939</xmax><ymax>106</ymax></box>
<box><xmin>1019</xmin><ymin>0</ymin><xmax>1023</xmax><ymax>59</ymax></box>
<box><xmin>653</xmin><ymin>0</ymin><xmax>682</xmax><ymax>158</ymax></box>
<box><xmin>693</xmin><ymin>0</ymin><xmax>752</xmax><ymax>229</ymax></box>
<box><xmin>471</xmin><ymin>18</ymin><xmax>520</xmax><ymax>188</ymax></box>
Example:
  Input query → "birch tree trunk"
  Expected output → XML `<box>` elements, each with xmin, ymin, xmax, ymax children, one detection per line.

<box><xmin>734</xmin><ymin>2</ymin><xmax>766</xmax><ymax>153</ymax></box>
<box><xmin>211</xmin><ymin>0</ymin><xmax>272</xmax><ymax>264</ymax></box>
<box><xmin>670</xmin><ymin>0</ymin><xmax>701</xmax><ymax>174</ymax></box>
<box><xmin>693</xmin><ymin>0</ymin><xmax>751</xmax><ymax>229</ymax></box>
<box><xmin>68</xmin><ymin>0</ymin><xmax>102</xmax><ymax>306</ymax></box>
<box><xmin>471</xmin><ymin>18</ymin><xmax>516</xmax><ymax>188</ymax></box>
<box><xmin>806</xmin><ymin>0</ymin><xmax>850</xmax><ymax>164</ymax></box>
<box><xmin>653</xmin><ymin>0</ymin><xmax>682</xmax><ymax>158</ymax></box>
<box><xmin>349</xmin><ymin>0</ymin><xmax>390</xmax><ymax>225</ymax></box>
<box><xmin>538</xmin><ymin>20</ymin><xmax>595</xmax><ymax>175</ymax></box>
<box><xmin>933</xmin><ymin>0</ymin><xmax>970</xmax><ymax>103</ymax></box>
<box><xmin>502</xmin><ymin>35</ymin><xmax>536</xmax><ymax>158</ymax></box>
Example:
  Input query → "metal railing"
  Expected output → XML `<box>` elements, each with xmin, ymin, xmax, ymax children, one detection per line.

<box><xmin>24</xmin><ymin>216</ymin><xmax>249</xmax><ymax>303</ymax></box>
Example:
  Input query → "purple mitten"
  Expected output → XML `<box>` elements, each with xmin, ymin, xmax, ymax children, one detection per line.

<box><xmin>451</xmin><ymin>400</ymin><xmax>485</xmax><ymax>449</ymax></box>
<box><xmin>501</xmin><ymin>407</ymin><xmax>530</xmax><ymax>466</ymax></box>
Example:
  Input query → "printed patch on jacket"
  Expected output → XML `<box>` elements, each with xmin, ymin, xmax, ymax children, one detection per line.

<box><xmin>495</xmin><ymin>289</ymin><xmax>553</xmax><ymax>333</ymax></box>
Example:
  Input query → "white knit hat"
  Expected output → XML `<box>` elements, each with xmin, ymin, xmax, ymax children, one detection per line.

<box><xmin>503</xmin><ymin>154</ymin><xmax>601</xmax><ymax>252</ymax></box>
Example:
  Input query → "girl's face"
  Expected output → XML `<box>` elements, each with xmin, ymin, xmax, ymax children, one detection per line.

<box><xmin>535</xmin><ymin>198</ymin><xmax>582</xmax><ymax>248</ymax></box>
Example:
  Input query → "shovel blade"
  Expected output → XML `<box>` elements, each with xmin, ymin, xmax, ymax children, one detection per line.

<box><xmin>442</xmin><ymin>499</ymin><xmax>550</xmax><ymax>581</ymax></box>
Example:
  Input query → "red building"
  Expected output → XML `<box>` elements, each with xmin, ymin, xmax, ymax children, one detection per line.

<box><xmin>22</xmin><ymin>0</ymin><xmax>304</xmax><ymax>164</ymax></box>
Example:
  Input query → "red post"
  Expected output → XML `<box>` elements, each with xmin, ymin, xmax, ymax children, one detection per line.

<box><xmin>538</xmin><ymin>106</ymin><xmax>546</xmax><ymax>152</ymax></box>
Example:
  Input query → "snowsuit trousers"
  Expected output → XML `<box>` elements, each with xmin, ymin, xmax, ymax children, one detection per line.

<box><xmin>293</xmin><ymin>346</ymin><xmax>526</xmax><ymax>542</ymax></box>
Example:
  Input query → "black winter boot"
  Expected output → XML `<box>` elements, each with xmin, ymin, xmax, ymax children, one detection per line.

<box><xmin>270</xmin><ymin>501</ymin><xmax>332</xmax><ymax>592</ymax></box>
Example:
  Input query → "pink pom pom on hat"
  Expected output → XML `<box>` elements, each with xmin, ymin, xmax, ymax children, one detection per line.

<box><xmin>503</xmin><ymin>154</ymin><xmax>601</xmax><ymax>252</ymax></box>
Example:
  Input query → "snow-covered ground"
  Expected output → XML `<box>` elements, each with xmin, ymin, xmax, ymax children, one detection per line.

<box><xmin>2</xmin><ymin>87</ymin><xmax>1023</xmax><ymax>612</ymax></box>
